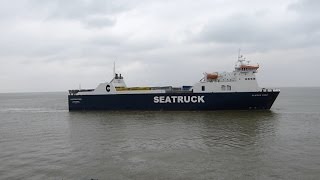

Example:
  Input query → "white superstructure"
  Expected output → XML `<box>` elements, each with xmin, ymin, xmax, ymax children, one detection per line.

<box><xmin>191</xmin><ymin>54</ymin><xmax>260</xmax><ymax>93</ymax></box>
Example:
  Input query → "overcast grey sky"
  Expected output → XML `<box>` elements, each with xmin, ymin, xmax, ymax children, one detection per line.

<box><xmin>0</xmin><ymin>0</ymin><xmax>319</xmax><ymax>92</ymax></box>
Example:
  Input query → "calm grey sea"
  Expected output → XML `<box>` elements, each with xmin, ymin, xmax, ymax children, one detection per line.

<box><xmin>0</xmin><ymin>87</ymin><xmax>320</xmax><ymax>180</ymax></box>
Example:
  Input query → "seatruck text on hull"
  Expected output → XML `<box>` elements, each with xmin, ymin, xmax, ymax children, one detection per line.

<box><xmin>154</xmin><ymin>96</ymin><xmax>205</xmax><ymax>103</ymax></box>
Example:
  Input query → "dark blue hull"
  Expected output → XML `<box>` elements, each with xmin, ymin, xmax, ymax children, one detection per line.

<box><xmin>68</xmin><ymin>91</ymin><xmax>279</xmax><ymax>111</ymax></box>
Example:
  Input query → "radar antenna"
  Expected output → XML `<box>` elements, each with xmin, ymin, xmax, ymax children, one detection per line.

<box><xmin>238</xmin><ymin>49</ymin><xmax>245</xmax><ymax>63</ymax></box>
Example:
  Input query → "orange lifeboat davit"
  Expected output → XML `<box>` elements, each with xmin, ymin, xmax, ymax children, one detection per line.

<box><xmin>206</xmin><ymin>73</ymin><xmax>218</xmax><ymax>80</ymax></box>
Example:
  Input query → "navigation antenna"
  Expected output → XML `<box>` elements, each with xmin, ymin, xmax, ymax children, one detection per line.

<box><xmin>238</xmin><ymin>49</ymin><xmax>243</xmax><ymax>61</ymax></box>
<box><xmin>237</xmin><ymin>48</ymin><xmax>246</xmax><ymax>65</ymax></box>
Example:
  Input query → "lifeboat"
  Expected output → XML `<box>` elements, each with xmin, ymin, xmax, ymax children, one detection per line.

<box><xmin>240</xmin><ymin>65</ymin><xmax>259</xmax><ymax>70</ymax></box>
<box><xmin>206</xmin><ymin>73</ymin><xmax>218</xmax><ymax>80</ymax></box>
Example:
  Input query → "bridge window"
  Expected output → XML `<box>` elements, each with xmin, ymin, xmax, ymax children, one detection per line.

<box><xmin>227</xmin><ymin>85</ymin><xmax>231</xmax><ymax>90</ymax></box>
<box><xmin>221</xmin><ymin>85</ymin><xmax>226</xmax><ymax>91</ymax></box>
<box><xmin>202</xmin><ymin>86</ymin><xmax>205</xmax><ymax>91</ymax></box>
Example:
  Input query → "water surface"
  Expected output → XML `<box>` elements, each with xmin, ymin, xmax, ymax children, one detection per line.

<box><xmin>0</xmin><ymin>88</ymin><xmax>319</xmax><ymax>179</ymax></box>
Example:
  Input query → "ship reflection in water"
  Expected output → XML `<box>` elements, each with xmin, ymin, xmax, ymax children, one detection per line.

<box><xmin>66</xmin><ymin>110</ymin><xmax>279</xmax><ymax>179</ymax></box>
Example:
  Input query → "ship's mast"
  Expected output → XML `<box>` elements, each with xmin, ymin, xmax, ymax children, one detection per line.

<box><xmin>113</xmin><ymin>61</ymin><xmax>116</xmax><ymax>78</ymax></box>
<box><xmin>238</xmin><ymin>49</ymin><xmax>245</xmax><ymax>64</ymax></box>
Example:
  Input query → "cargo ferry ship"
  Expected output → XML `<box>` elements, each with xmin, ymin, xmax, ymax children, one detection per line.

<box><xmin>68</xmin><ymin>54</ymin><xmax>280</xmax><ymax>111</ymax></box>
